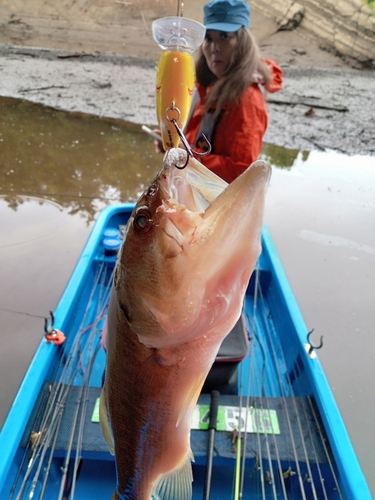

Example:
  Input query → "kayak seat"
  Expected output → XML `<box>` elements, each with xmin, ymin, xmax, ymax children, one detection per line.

<box><xmin>202</xmin><ymin>315</ymin><xmax>248</xmax><ymax>395</ymax></box>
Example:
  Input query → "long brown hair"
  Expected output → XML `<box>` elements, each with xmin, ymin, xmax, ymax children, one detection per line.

<box><xmin>195</xmin><ymin>28</ymin><xmax>271</xmax><ymax>117</ymax></box>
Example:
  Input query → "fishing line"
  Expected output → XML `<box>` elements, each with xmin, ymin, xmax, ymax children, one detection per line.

<box><xmin>8</xmin><ymin>377</ymin><xmax>57</xmax><ymax>500</ymax></box>
<box><xmin>13</xmin><ymin>260</ymin><xmax>113</xmax><ymax>499</ymax></box>
<box><xmin>264</xmin><ymin>282</ymin><xmax>342</xmax><ymax>499</ymax></box>
<box><xmin>236</xmin><ymin>267</ymin><xmax>277</xmax><ymax>498</ymax></box>
<box><xmin>11</xmin><ymin>325</ymin><xmax>70</xmax><ymax>497</ymax></box>
<box><xmin>255</xmin><ymin>277</ymin><xmax>308</xmax><ymax>500</ymax></box>
<box><xmin>249</xmin><ymin>316</ymin><xmax>281</xmax><ymax>499</ymax></box>
<box><xmin>13</xmin><ymin>342</ymin><xmax>74</xmax><ymax>499</ymax></box>
<box><xmin>289</xmin><ymin>350</ymin><xmax>343</xmax><ymax>499</ymax></box>
<box><xmin>233</xmin><ymin>361</ymin><xmax>244</xmax><ymax>500</ymax></box>
<box><xmin>57</xmin><ymin>262</ymin><xmax>113</xmax><ymax>500</ymax></box>
<box><xmin>247</xmin><ymin>305</ymin><xmax>288</xmax><ymax>498</ymax></box>
<box><xmin>250</xmin><ymin>338</ymin><xmax>266</xmax><ymax>499</ymax></box>
<box><xmin>239</xmin><ymin>319</ymin><xmax>254</xmax><ymax>498</ymax></box>
<box><xmin>250</xmin><ymin>267</ymin><xmax>278</xmax><ymax>488</ymax></box>
<box><xmin>239</xmin><ymin>265</ymin><xmax>288</xmax><ymax>499</ymax></box>
<box><xmin>70</xmin><ymin>266</ymin><xmax>112</xmax><ymax>499</ymax></box>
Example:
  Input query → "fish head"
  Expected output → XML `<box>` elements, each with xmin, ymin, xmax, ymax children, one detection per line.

<box><xmin>115</xmin><ymin>148</ymin><xmax>271</xmax><ymax>349</ymax></box>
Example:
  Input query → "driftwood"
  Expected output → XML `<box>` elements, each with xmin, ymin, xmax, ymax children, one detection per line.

<box><xmin>18</xmin><ymin>85</ymin><xmax>67</xmax><ymax>93</ymax></box>
<box><xmin>267</xmin><ymin>98</ymin><xmax>349</xmax><ymax>112</ymax></box>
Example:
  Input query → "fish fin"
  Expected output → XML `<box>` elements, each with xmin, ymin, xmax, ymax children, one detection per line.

<box><xmin>99</xmin><ymin>386</ymin><xmax>115</xmax><ymax>455</ymax></box>
<box><xmin>152</xmin><ymin>450</ymin><xmax>194</xmax><ymax>500</ymax></box>
<box><xmin>176</xmin><ymin>373</ymin><xmax>206</xmax><ymax>427</ymax></box>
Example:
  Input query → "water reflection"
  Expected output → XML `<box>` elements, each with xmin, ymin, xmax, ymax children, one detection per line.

<box><xmin>261</xmin><ymin>142</ymin><xmax>310</xmax><ymax>169</ymax></box>
<box><xmin>0</xmin><ymin>96</ymin><xmax>161</xmax><ymax>223</ymax></box>
<box><xmin>0</xmin><ymin>196</ymin><xmax>65</xmax><ymax>246</ymax></box>
<box><xmin>0</xmin><ymin>94</ymin><xmax>318</xmax><ymax>225</ymax></box>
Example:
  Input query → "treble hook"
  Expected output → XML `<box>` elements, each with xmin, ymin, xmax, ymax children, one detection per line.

<box><xmin>170</xmin><ymin>118</ymin><xmax>212</xmax><ymax>169</ymax></box>
<box><xmin>306</xmin><ymin>329</ymin><xmax>323</xmax><ymax>357</ymax></box>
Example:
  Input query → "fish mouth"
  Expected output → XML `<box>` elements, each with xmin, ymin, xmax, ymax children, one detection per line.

<box><xmin>160</xmin><ymin>148</ymin><xmax>227</xmax><ymax>212</ymax></box>
<box><xmin>154</xmin><ymin>149</ymin><xmax>228</xmax><ymax>243</ymax></box>
<box><xmin>155</xmin><ymin>147</ymin><xmax>271</xmax><ymax>267</ymax></box>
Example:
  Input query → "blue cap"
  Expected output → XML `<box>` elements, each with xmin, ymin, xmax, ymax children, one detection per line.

<box><xmin>204</xmin><ymin>0</ymin><xmax>250</xmax><ymax>32</ymax></box>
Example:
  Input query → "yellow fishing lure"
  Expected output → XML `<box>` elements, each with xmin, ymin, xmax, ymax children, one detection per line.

<box><xmin>152</xmin><ymin>16</ymin><xmax>205</xmax><ymax>150</ymax></box>
<box><xmin>156</xmin><ymin>50</ymin><xmax>195</xmax><ymax>150</ymax></box>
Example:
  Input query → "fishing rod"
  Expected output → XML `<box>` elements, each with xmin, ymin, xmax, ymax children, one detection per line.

<box><xmin>288</xmin><ymin>369</ymin><xmax>330</xmax><ymax>500</ymax></box>
<box><xmin>288</xmin><ymin>342</ymin><xmax>343</xmax><ymax>499</ymax></box>
<box><xmin>233</xmin><ymin>364</ymin><xmax>244</xmax><ymax>500</ymax></box>
<box><xmin>69</xmin><ymin>343</ymin><xmax>101</xmax><ymax>499</ymax></box>
<box><xmin>8</xmin><ymin>374</ymin><xmax>57</xmax><ymax>500</ymax></box>
<box><xmin>14</xmin><ymin>355</ymin><xmax>76</xmax><ymax>500</ymax></box>
<box><xmin>257</xmin><ymin>285</ymin><xmax>321</xmax><ymax>500</ymax></box>
<box><xmin>11</xmin><ymin>342</ymin><xmax>69</xmax><ymax>499</ymax></box>
<box><xmin>248</xmin><ymin>326</ymin><xmax>281</xmax><ymax>499</ymax></box>
<box><xmin>255</xmin><ymin>279</ymin><xmax>311</xmax><ymax>500</ymax></box>
<box><xmin>203</xmin><ymin>390</ymin><xmax>220</xmax><ymax>500</ymax></box>
<box><xmin>38</xmin><ymin>407</ymin><xmax>64</xmax><ymax>499</ymax></box>
<box><xmin>235</xmin><ymin>267</ymin><xmax>305</xmax><ymax>499</ymax></box>
<box><xmin>243</xmin><ymin>274</ymin><xmax>267</xmax><ymax>499</ymax></box>
<box><xmin>251</xmin><ymin>268</ymin><xmax>286</xmax><ymax>497</ymax></box>
<box><xmin>57</xmin><ymin>262</ymin><xmax>112</xmax><ymax>500</ymax></box>
<box><xmin>69</xmin><ymin>270</ymin><xmax>112</xmax><ymax>499</ymax></box>
<box><xmin>13</xmin><ymin>260</ymin><xmax>112</xmax><ymax>499</ymax></box>
<box><xmin>237</xmin><ymin>266</ymin><xmax>287</xmax><ymax>499</ymax></box>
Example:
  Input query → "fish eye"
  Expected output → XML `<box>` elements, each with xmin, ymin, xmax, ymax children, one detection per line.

<box><xmin>133</xmin><ymin>208</ymin><xmax>153</xmax><ymax>233</ymax></box>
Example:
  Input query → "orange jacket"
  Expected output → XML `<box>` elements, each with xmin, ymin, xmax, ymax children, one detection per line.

<box><xmin>185</xmin><ymin>59</ymin><xmax>282</xmax><ymax>183</ymax></box>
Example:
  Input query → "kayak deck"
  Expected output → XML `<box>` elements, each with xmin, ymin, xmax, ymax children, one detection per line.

<box><xmin>0</xmin><ymin>204</ymin><xmax>370</xmax><ymax>499</ymax></box>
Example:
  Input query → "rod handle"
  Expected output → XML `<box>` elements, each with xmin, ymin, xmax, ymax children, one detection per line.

<box><xmin>208</xmin><ymin>390</ymin><xmax>220</xmax><ymax>430</ymax></box>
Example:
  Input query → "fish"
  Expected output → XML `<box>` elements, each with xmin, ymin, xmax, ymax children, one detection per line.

<box><xmin>100</xmin><ymin>148</ymin><xmax>271</xmax><ymax>500</ymax></box>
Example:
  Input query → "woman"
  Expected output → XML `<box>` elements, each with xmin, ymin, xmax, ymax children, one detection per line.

<box><xmin>184</xmin><ymin>0</ymin><xmax>282</xmax><ymax>183</ymax></box>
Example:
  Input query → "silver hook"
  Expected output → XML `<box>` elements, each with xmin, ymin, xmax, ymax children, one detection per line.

<box><xmin>170</xmin><ymin>118</ymin><xmax>212</xmax><ymax>169</ymax></box>
<box><xmin>306</xmin><ymin>329</ymin><xmax>323</xmax><ymax>357</ymax></box>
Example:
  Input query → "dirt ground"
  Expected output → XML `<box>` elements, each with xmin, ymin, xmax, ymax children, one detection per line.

<box><xmin>0</xmin><ymin>0</ymin><xmax>374</xmax><ymax>155</ymax></box>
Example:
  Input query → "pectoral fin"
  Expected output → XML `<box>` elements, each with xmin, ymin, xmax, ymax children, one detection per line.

<box><xmin>176</xmin><ymin>373</ymin><xmax>206</xmax><ymax>427</ymax></box>
<box><xmin>99</xmin><ymin>386</ymin><xmax>115</xmax><ymax>455</ymax></box>
<box><xmin>152</xmin><ymin>450</ymin><xmax>194</xmax><ymax>500</ymax></box>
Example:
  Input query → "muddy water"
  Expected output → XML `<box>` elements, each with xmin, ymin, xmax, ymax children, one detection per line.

<box><xmin>0</xmin><ymin>96</ymin><xmax>374</xmax><ymax>495</ymax></box>
<box><xmin>0</xmin><ymin>96</ymin><xmax>161</xmax><ymax>220</ymax></box>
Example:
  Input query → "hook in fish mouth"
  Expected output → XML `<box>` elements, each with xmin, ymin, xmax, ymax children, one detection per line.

<box><xmin>169</xmin><ymin>117</ymin><xmax>211</xmax><ymax>170</ymax></box>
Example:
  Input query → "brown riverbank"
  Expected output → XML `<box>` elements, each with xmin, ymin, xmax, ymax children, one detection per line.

<box><xmin>1</xmin><ymin>0</ymin><xmax>374</xmax><ymax>155</ymax></box>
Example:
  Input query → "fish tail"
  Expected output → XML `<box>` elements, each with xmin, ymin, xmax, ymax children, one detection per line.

<box><xmin>151</xmin><ymin>450</ymin><xmax>194</xmax><ymax>500</ymax></box>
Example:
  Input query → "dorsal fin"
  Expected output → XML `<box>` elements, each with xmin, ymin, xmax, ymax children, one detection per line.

<box><xmin>152</xmin><ymin>450</ymin><xmax>194</xmax><ymax>500</ymax></box>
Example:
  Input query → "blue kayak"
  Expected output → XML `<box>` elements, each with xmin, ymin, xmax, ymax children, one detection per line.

<box><xmin>0</xmin><ymin>203</ymin><xmax>371</xmax><ymax>499</ymax></box>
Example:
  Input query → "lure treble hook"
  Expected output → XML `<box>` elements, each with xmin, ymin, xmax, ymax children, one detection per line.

<box><xmin>170</xmin><ymin>118</ymin><xmax>212</xmax><ymax>169</ymax></box>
